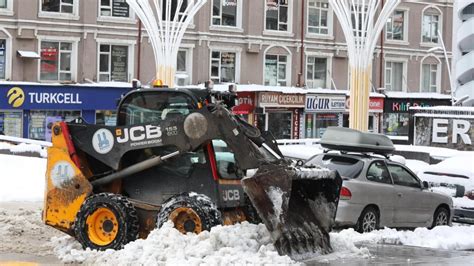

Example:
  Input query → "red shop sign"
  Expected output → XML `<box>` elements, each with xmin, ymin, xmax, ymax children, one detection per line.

<box><xmin>345</xmin><ymin>97</ymin><xmax>384</xmax><ymax>112</ymax></box>
<box><xmin>232</xmin><ymin>92</ymin><xmax>255</xmax><ymax>114</ymax></box>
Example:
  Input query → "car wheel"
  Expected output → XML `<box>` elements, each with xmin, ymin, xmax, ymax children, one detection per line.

<box><xmin>432</xmin><ymin>207</ymin><xmax>449</xmax><ymax>228</ymax></box>
<box><xmin>356</xmin><ymin>207</ymin><xmax>379</xmax><ymax>233</ymax></box>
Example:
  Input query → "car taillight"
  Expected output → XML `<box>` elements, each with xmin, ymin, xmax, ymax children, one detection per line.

<box><xmin>340</xmin><ymin>186</ymin><xmax>352</xmax><ymax>200</ymax></box>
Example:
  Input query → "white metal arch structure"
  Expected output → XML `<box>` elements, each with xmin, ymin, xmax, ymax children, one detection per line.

<box><xmin>127</xmin><ymin>0</ymin><xmax>207</xmax><ymax>87</ymax></box>
<box><xmin>330</xmin><ymin>0</ymin><xmax>400</xmax><ymax>131</ymax></box>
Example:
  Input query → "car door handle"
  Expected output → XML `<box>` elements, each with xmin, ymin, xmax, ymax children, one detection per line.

<box><xmin>397</xmin><ymin>193</ymin><xmax>403</xmax><ymax>197</ymax></box>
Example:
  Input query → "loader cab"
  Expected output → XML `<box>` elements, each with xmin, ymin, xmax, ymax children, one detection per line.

<box><xmin>116</xmin><ymin>89</ymin><xmax>199</xmax><ymax>126</ymax></box>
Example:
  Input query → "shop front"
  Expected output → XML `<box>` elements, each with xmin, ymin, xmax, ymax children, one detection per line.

<box><xmin>344</xmin><ymin>96</ymin><xmax>384</xmax><ymax>133</ymax></box>
<box><xmin>383</xmin><ymin>97</ymin><xmax>451</xmax><ymax>139</ymax></box>
<box><xmin>0</xmin><ymin>84</ymin><xmax>131</xmax><ymax>141</ymax></box>
<box><xmin>254</xmin><ymin>92</ymin><xmax>305</xmax><ymax>139</ymax></box>
<box><xmin>304</xmin><ymin>94</ymin><xmax>346</xmax><ymax>138</ymax></box>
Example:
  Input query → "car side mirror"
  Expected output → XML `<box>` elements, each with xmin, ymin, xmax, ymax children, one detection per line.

<box><xmin>422</xmin><ymin>181</ymin><xmax>430</xmax><ymax>190</ymax></box>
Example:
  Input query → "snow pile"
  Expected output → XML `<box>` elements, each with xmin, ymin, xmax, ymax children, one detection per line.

<box><xmin>404</xmin><ymin>159</ymin><xmax>429</xmax><ymax>175</ymax></box>
<box><xmin>0</xmin><ymin>154</ymin><xmax>46</xmax><ymax>202</ymax></box>
<box><xmin>331</xmin><ymin>226</ymin><xmax>474</xmax><ymax>251</ymax></box>
<box><xmin>0</xmin><ymin>141</ymin><xmax>48</xmax><ymax>157</ymax></box>
<box><xmin>453</xmin><ymin>197</ymin><xmax>474</xmax><ymax>209</ymax></box>
<box><xmin>53</xmin><ymin>221</ymin><xmax>299</xmax><ymax>265</ymax></box>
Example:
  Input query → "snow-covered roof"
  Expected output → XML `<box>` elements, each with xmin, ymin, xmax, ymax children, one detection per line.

<box><xmin>384</xmin><ymin>91</ymin><xmax>452</xmax><ymax>99</ymax></box>
<box><xmin>410</xmin><ymin>106</ymin><xmax>474</xmax><ymax>112</ymax></box>
<box><xmin>0</xmin><ymin>81</ymin><xmax>133</xmax><ymax>88</ymax></box>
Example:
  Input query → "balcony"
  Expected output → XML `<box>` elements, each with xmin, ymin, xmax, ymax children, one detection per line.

<box><xmin>457</xmin><ymin>2</ymin><xmax>474</xmax><ymax>20</ymax></box>
<box><xmin>457</xmin><ymin>18</ymin><xmax>474</xmax><ymax>51</ymax></box>
<box><xmin>455</xmin><ymin>80</ymin><xmax>474</xmax><ymax>106</ymax></box>
<box><xmin>455</xmin><ymin>50</ymin><xmax>474</xmax><ymax>85</ymax></box>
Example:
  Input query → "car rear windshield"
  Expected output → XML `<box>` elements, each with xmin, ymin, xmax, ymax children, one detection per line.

<box><xmin>306</xmin><ymin>154</ymin><xmax>364</xmax><ymax>179</ymax></box>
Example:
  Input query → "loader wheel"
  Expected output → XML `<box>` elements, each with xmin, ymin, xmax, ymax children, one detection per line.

<box><xmin>74</xmin><ymin>193</ymin><xmax>139</xmax><ymax>250</ymax></box>
<box><xmin>156</xmin><ymin>193</ymin><xmax>222</xmax><ymax>234</ymax></box>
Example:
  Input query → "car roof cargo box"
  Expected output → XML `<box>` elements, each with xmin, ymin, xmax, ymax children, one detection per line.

<box><xmin>320</xmin><ymin>127</ymin><xmax>395</xmax><ymax>155</ymax></box>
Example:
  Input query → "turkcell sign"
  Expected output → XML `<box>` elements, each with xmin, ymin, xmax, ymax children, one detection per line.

<box><xmin>28</xmin><ymin>92</ymin><xmax>82</xmax><ymax>104</ymax></box>
<box><xmin>0</xmin><ymin>84</ymin><xmax>131</xmax><ymax>110</ymax></box>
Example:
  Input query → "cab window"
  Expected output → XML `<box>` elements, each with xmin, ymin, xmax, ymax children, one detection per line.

<box><xmin>387</xmin><ymin>164</ymin><xmax>421</xmax><ymax>188</ymax></box>
<box><xmin>118</xmin><ymin>91</ymin><xmax>195</xmax><ymax>126</ymax></box>
<box><xmin>212</xmin><ymin>139</ymin><xmax>241</xmax><ymax>180</ymax></box>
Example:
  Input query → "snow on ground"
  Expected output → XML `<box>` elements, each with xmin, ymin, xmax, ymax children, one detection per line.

<box><xmin>1</xmin><ymin>146</ymin><xmax>474</xmax><ymax>264</ymax></box>
<box><xmin>0</xmin><ymin>154</ymin><xmax>46</xmax><ymax>201</ymax></box>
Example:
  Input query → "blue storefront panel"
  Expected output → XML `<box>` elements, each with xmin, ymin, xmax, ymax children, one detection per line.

<box><xmin>0</xmin><ymin>84</ymin><xmax>131</xmax><ymax>140</ymax></box>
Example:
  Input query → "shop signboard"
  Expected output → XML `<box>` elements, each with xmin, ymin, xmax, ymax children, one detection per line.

<box><xmin>0</xmin><ymin>85</ymin><xmax>131</xmax><ymax>110</ymax></box>
<box><xmin>258</xmin><ymin>92</ymin><xmax>305</xmax><ymax>108</ymax></box>
<box><xmin>345</xmin><ymin>97</ymin><xmax>384</xmax><ymax>113</ymax></box>
<box><xmin>384</xmin><ymin>98</ymin><xmax>451</xmax><ymax>113</ymax></box>
<box><xmin>112</xmin><ymin>0</ymin><xmax>130</xmax><ymax>17</ymax></box>
<box><xmin>414</xmin><ymin>116</ymin><xmax>473</xmax><ymax>151</ymax></box>
<box><xmin>232</xmin><ymin>92</ymin><xmax>255</xmax><ymax>114</ymax></box>
<box><xmin>305</xmin><ymin>95</ymin><xmax>346</xmax><ymax>112</ymax></box>
<box><xmin>292</xmin><ymin>108</ymin><xmax>300</xmax><ymax>139</ymax></box>
<box><xmin>111</xmin><ymin>46</ymin><xmax>128</xmax><ymax>82</ymax></box>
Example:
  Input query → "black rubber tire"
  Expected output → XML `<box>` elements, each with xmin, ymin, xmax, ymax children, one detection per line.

<box><xmin>156</xmin><ymin>192</ymin><xmax>222</xmax><ymax>233</ymax></box>
<box><xmin>356</xmin><ymin>206</ymin><xmax>379</xmax><ymax>233</ymax></box>
<box><xmin>74</xmin><ymin>193</ymin><xmax>139</xmax><ymax>250</ymax></box>
<box><xmin>431</xmin><ymin>207</ymin><xmax>450</xmax><ymax>228</ymax></box>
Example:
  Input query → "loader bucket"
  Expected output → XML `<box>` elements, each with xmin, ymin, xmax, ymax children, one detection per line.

<box><xmin>241</xmin><ymin>163</ymin><xmax>342</xmax><ymax>261</ymax></box>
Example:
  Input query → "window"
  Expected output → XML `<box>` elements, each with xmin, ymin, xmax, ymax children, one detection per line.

<box><xmin>308</xmin><ymin>0</ymin><xmax>329</xmax><ymax>35</ymax></box>
<box><xmin>383</xmin><ymin>113</ymin><xmax>409</xmax><ymax>136</ymax></box>
<box><xmin>387</xmin><ymin>164</ymin><xmax>420</xmax><ymax>188</ymax></box>
<box><xmin>367</xmin><ymin>161</ymin><xmax>392</xmax><ymax>184</ymax></box>
<box><xmin>212</xmin><ymin>140</ymin><xmax>241</xmax><ymax>179</ymax></box>
<box><xmin>0</xmin><ymin>0</ymin><xmax>7</xmax><ymax>8</ymax></box>
<box><xmin>386</xmin><ymin>10</ymin><xmax>405</xmax><ymax>41</ymax></box>
<box><xmin>176</xmin><ymin>49</ymin><xmax>192</xmax><ymax>86</ymax></box>
<box><xmin>385</xmin><ymin>61</ymin><xmax>404</xmax><ymax>91</ymax></box>
<box><xmin>100</xmin><ymin>0</ymin><xmax>131</xmax><ymax>18</ymax></box>
<box><xmin>0</xmin><ymin>39</ymin><xmax>5</xmax><ymax>80</ymax></box>
<box><xmin>99</xmin><ymin>44</ymin><xmax>129</xmax><ymax>82</ymax></box>
<box><xmin>119</xmin><ymin>91</ymin><xmax>195</xmax><ymax>126</ymax></box>
<box><xmin>421</xmin><ymin>63</ymin><xmax>438</xmax><ymax>93</ymax></box>
<box><xmin>265</xmin><ymin>54</ymin><xmax>287</xmax><ymax>86</ymax></box>
<box><xmin>268</xmin><ymin>112</ymin><xmax>292</xmax><ymax>139</ymax></box>
<box><xmin>0</xmin><ymin>0</ymin><xmax>13</xmax><ymax>15</ymax></box>
<box><xmin>306</xmin><ymin>56</ymin><xmax>328</xmax><ymax>88</ymax></box>
<box><xmin>41</xmin><ymin>0</ymin><xmax>74</xmax><ymax>14</ymax></box>
<box><xmin>29</xmin><ymin>110</ymin><xmax>81</xmax><ymax>141</ymax></box>
<box><xmin>306</xmin><ymin>154</ymin><xmax>364</xmax><ymax>179</ymax></box>
<box><xmin>0</xmin><ymin>111</ymin><xmax>22</xmax><ymax>138</ymax></box>
<box><xmin>40</xmin><ymin>41</ymin><xmax>73</xmax><ymax>81</ymax></box>
<box><xmin>96</xmin><ymin>110</ymin><xmax>117</xmax><ymax>126</ymax></box>
<box><xmin>161</xmin><ymin>0</ymin><xmax>187</xmax><ymax>21</ymax></box>
<box><xmin>212</xmin><ymin>0</ymin><xmax>238</xmax><ymax>27</ymax></box>
<box><xmin>422</xmin><ymin>9</ymin><xmax>440</xmax><ymax>43</ymax></box>
<box><xmin>266</xmin><ymin>0</ymin><xmax>290</xmax><ymax>31</ymax></box>
<box><xmin>210</xmin><ymin>51</ymin><xmax>236</xmax><ymax>83</ymax></box>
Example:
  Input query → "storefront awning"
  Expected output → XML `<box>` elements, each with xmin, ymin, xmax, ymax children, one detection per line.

<box><xmin>17</xmin><ymin>50</ymin><xmax>40</xmax><ymax>59</ymax></box>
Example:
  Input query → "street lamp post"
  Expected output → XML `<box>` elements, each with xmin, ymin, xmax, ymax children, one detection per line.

<box><xmin>427</xmin><ymin>30</ymin><xmax>455</xmax><ymax>105</ymax></box>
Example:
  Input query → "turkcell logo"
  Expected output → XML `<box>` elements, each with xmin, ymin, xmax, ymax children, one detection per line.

<box><xmin>6</xmin><ymin>87</ymin><xmax>25</xmax><ymax>108</ymax></box>
<box><xmin>92</xmin><ymin>129</ymin><xmax>114</xmax><ymax>154</ymax></box>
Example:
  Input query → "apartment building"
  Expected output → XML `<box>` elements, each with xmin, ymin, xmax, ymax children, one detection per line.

<box><xmin>453</xmin><ymin>0</ymin><xmax>474</xmax><ymax>106</ymax></box>
<box><xmin>0</xmin><ymin>0</ymin><xmax>454</xmax><ymax>140</ymax></box>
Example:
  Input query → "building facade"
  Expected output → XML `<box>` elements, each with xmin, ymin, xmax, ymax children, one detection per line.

<box><xmin>0</xmin><ymin>0</ymin><xmax>455</xmax><ymax>140</ymax></box>
<box><xmin>453</xmin><ymin>0</ymin><xmax>474</xmax><ymax>106</ymax></box>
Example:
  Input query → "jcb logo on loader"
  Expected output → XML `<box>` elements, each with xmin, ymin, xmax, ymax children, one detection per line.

<box><xmin>116</xmin><ymin>125</ymin><xmax>162</xmax><ymax>144</ymax></box>
<box><xmin>222</xmin><ymin>189</ymin><xmax>240</xmax><ymax>201</ymax></box>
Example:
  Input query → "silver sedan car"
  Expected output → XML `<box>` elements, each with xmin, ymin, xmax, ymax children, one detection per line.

<box><xmin>305</xmin><ymin>152</ymin><xmax>454</xmax><ymax>233</ymax></box>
